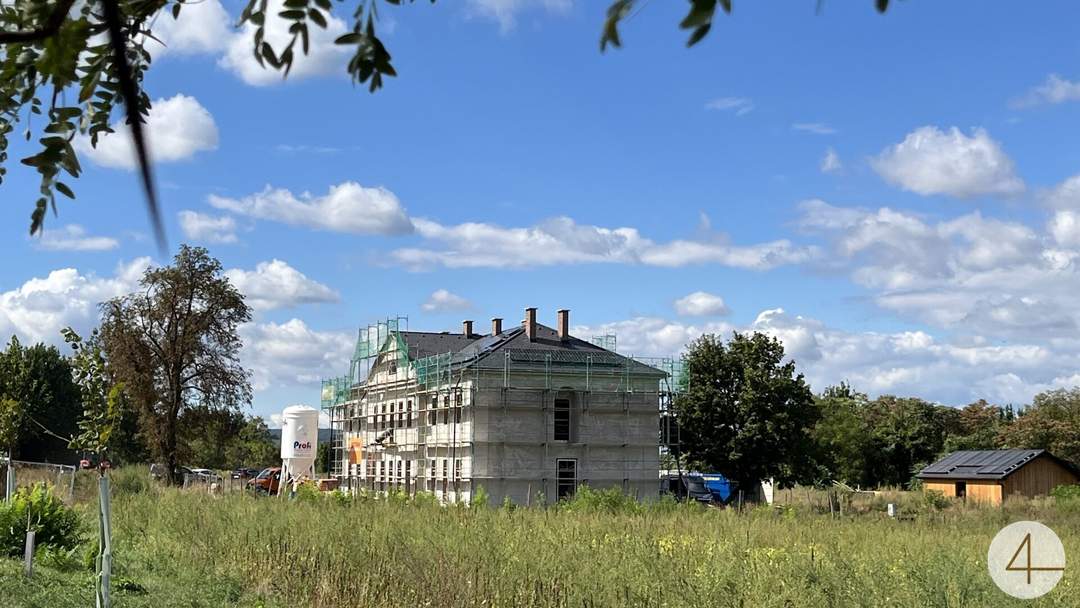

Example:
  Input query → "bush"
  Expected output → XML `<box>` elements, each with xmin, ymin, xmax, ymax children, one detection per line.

<box><xmin>922</xmin><ymin>489</ymin><xmax>951</xmax><ymax>511</ymax></box>
<box><xmin>0</xmin><ymin>482</ymin><xmax>82</xmax><ymax>556</ymax></box>
<box><xmin>560</xmin><ymin>485</ymin><xmax>641</xmax><ymax>515</ymax></box>
<box><xmin>111</xmin><ymin>466</ymin><xmax>152</xmax><ymax>496</ymax></box>
<box><xmin>1050</xmin><ymin>484</ymin><xmax>1080</xmax><ymax>501</ymax></box>
<box><xmin>293</xmin><ymin>480</ymin><xmax>320</xmax><ymax>503</ymax></box>
<box><xmin>470</xmin><ymin>485</ymin><xmax>490</xmax><ymax>509</ymax></box>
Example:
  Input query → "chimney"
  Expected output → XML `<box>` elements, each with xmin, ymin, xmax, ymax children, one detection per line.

<box><xmin>557</xmin><ymin>309</ymin><xmax>569</xmax><ymax>341</ymax></box>
<box><xmin>462</xmin><ymin>320</ymin><xmax>473</xmax><ymax>337</ymax></box>
<box><xmin>491</xmin><ymin>317</ymin><xmax>503</xmax><ymax>335</ymax></box>
<box><xmin>524</xmin><ymin>307</ymin><xmax>537</xmax><ymax>341</ymax></box>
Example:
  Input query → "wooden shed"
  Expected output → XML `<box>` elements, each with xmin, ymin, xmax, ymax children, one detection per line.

<box><xmin>917</xmin><ymin>449</ymin><xmax>1080</xmax><ymax>505</ymax></box>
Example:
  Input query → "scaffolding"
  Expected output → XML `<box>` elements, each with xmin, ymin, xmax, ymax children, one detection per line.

<box><xmin>320</xmin><ymin>316</ymin><xmax>689</xmax><ymax>503</ymax></box>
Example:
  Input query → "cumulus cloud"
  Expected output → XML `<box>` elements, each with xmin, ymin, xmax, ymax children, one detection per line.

<box><xmin>1040</xmin><ymin>174</ymin><xmax>1080</xmax><ymax>209</ymax></box>
<box><xmin>421</xmin><ymin>289</ymin><xmax>472</xmax><ymax>312</ymax></box>
<box><xmin>0</xmin><ymin>258</ymin><xmax>151</xmax><ymax>345</ymax></box>
<box><xmin>793</xmin><ymin>122</ymin><xmax>836</xmax><ymax>135</ymax></box>
<box><xmin>797</xmin><ymin>199</ymin><xmax>1080</xmax><ymax>341</ymax></box>
<box><xmin>33</xmin><ymin>225</ymin><xmax>119</xmax><ymax>252</ymax></box>
<box><xmin>820</xmin><ymin>147</ymin><xmax>842</xmax><ymax>174</ymax></box>
<box><xmin>218</xmin><ymin>0</ymin><xmax>349</xmax><ymax>85</ymax></box>
<box><xmin>871</xmin><ymin>126</ymin><xmax>1024</xmax><ymax>198</ymax></box>
<box><xmin>575</xmin><ymin>309</ymin><xmax>1080</xmax><ymax>406</ymax></box>
<box><xmin>239</xmin><ymin>319</ymin><xmax>353</xmax><ymax>391</ymax></box>
<box><xmin>466</xmin><ymin>0</ymin><xmax>573</xmax><ymax>32</ymax></box>
<box><xmin>76</xmin><ymin>94</ymin><xmax>218</xmax><ymax>169</ymax></box>
<box><xmin>673</xmin><ymin>291</ymin><xmax>729</xmax><ymax>317</ymax></box>
<box><xmin>1011</xmin><ymin>74</ymin><xmax>1080</xmax><ymax>109</ymax></box>
<box><xmin>225</xmin><ymin>260</ymin><xmax>339</xmax><ymax>311</ymax></box>
<box><xmin>209</xmin><ymin>182</ymin><xmax>414</xmax><ymax>235</ymax></box>
<box><xmin>705</xmin><ymin>97</ymin><xmax>754</xmax><ymax>116</ymax></box>
<box><xmin>178</xmin><ymin>211</ymin><xmax>239</xmax><ymax>244</ymax></box>
<box><xmin>149</xmin><ymin>0</ymin><xmax>232</xmax><ymax>56</ymax></box>
<box><xmin>392</xmin><ymin>216</ymin><xmax>817</xmax><ymax>271</ymax></box>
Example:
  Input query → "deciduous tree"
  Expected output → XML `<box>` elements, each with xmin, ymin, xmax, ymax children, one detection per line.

<box><xmin>674</xmin><ymin>331</ymin><xmax>817</xmax><ymax>493</ymax></box>
<box><xmin>99</xmin><ymin>245</ymin><xmax>252</xmax><ymax>484</ymax></box>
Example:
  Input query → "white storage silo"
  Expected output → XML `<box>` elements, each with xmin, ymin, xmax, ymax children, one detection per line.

<box><xmin>279</xmin><ymin>405</ymin><xmax>319</xmax><ymax>496</ymax></box>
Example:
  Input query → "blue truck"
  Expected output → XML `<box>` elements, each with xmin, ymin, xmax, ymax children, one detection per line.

<box><xmin>661</xmin><ymin>472</ymin><xmax>736</xmax><ymax>504</ymax></box>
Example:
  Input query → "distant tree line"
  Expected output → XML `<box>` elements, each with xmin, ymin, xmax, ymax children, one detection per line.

<box><xmin>673</xmin><ymin>333</ymin><xmax>1080</xmax><ymax>491</ymax></box>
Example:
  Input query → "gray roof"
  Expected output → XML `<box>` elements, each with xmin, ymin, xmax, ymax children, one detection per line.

<box><xmin>399</xmin><ymin>324</ymin><xmax>665</xmax><ymax>376</ymax></box>
<box><xmin>397</xmin><ymin>331</ymin><xmax>478</xmax><ymax>360</ymax></box>
<box><xmin>916</xmin><ymin>449</ymin><xmax>1078</xmax><ymax>481</ymax></box>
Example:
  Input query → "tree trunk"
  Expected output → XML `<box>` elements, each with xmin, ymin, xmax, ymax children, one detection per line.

<box><xmin>164</xmin><ymin>414</ymin><xmax>179</xmax><ymax>486</ymax></box>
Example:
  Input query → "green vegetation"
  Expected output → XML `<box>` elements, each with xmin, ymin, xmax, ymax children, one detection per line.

<box><xmin>0</xmin><ymin>482</ymin><xmax>81</xmax><ymax>557</ymax></box>
<box><xmin>3</xmin><ymin>472</ymin><xmax>1079</xmax><ymax>607</ymax></box>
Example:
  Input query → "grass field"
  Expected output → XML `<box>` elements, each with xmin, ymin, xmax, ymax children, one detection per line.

<box><xmin>2</xmin><ymin>469</ymin><xmax>1079</xmax><ymax>607</ymax></box>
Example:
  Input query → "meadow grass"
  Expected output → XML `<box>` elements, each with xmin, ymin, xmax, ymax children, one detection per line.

<box><xmin>3</xmin><ymin>471</ymin><xmax>1079</xmax><ymax>607</ymax></box>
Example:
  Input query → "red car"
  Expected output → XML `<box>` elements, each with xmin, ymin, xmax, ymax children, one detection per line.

<box><xmin>247</xmin><ymin>467</ymin><xmax>281</xmax><ymax>495</ymax></box>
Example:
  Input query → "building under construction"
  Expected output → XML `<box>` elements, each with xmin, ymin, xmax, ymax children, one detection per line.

<box><xmin>320</xmin><ymin>308</ymin><xmax>684</xmax><ymax>505</ymax></box>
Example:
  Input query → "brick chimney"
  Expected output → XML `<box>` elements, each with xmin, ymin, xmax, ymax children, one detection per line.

<box><xmin>557</xmin><ymin>309</ymin><xmax>569</xmax><ymax>341</ymax></box>
<box><xmin>524</xmin><ymin>307</ymin><xmax>537</xmax><ymax>341</ymax></box>
<box><xmin>462</xmin><ymin>320</ymin><xmax>473</xmax><ymax>337</ymax></box>
<box><xmin>491</xmin><ymin>317</ymin><xmax>503</xmax><ymax>335</ymax></box>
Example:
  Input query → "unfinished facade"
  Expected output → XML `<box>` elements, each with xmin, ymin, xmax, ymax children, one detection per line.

<box><xmin>320</xmin><ymin>308</ymin><xmax>681</xmax><ymax>505</ymax></box>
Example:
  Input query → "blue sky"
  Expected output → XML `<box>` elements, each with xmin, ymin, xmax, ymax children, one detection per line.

<box><xmin>4</xmin><ymin>1</ymin><xmax>1080</xmax><ymax>423</ymax></box>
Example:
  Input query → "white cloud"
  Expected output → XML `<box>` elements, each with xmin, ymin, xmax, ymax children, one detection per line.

<box><xmin>0</xmin><ymin>258</ymin><xmax>151</xmax><ymax>345</ymax></box>
<box><xmin>33</xmin><ymin>225</ymin><xmax>119</xmax><ymax>252</ymax></box>
<box><xmin>421</xmin><ymin>289</ymin><xmax>472</xmax><ymax>312</ymax></box>
<box><xmin>466</xmin><ymin>0</ymin><xmax>573</xmax><ymax>32</ymax></box>
<box><xmin>218</xmin><ymin>0</ymin><xmax>349</xmax><ymax>86</ymax></box>
<box><xmin>209</xmin><ymin>182</ymin><xmax>414</xmax><ymax>235</ymax></box>
<box><xmin>240</xmin><ymin>319</ymin><xmax>352</xmax><ymax>391</ymax></box>
<box><xmin>820</xmin><ymin>147</ymin><xmax>842</xmax><ymax>174</ymax></box>
<box><xmin>797</xmin><ymin>199</ymin><xmax>1080</xmax><ymax>341</ymax></box>
<box><xmin>576</xmin><ymin>309</ymin><xmax>1080</xmax><ymax>406</ymax></box>
<box><xmin>225</xmin><ymin>260</ymin><xmax>339</xmax><ymax>311</ymax></box>
<box><xmin>1011</xmin><ymin>74</ymin><xmax>1080</xmax><ymax>109</ymax></box>
<box><xmin>1049</xmin><ymin>210</ymin><xmax>1080</xmax><ymax>247</ymax></box>
<box><xmin>673</xmin><ymin>291</ymin><xmax>729</xmax><ymax>317</ymax></box>
<box><xmin>1041</xmin><ymin>174</ymin><xmax>1080</xmax><ymax>209</ymax></box>
<box><xmin>705</xmin><ymin>97</ymin><xmax>754</xmax><ymax>116</ymax></box>
<box><xmin>793</xmin><ymin>122</ymin><xmax>836</xmax><ymax>135</ymax></box>
<box><xmin>393</xmin><ymin>216</ymin><xmax>817</xmax><ymax>271</ymax></box>
<box><xmin>178</xmin><ymin>211</ymin><xmax>239</xmax><ymax>244</ymax></box>
<box><xmin>76</xmin><ymin>94</ymin><xmax>218</xmax><ymax>169</ymax></box>
<box><xmin>871</xmin><ymin>126</ymin><xmax>1024</xmax><ymax>198</ymax></box>
<box><xmin>149</xmin><ymin>0</ymin><xmax>232</xmax><ymax>56</ymax></box>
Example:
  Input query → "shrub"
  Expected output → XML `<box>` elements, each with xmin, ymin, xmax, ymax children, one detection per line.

<box><xmin>470</xmin><ymin>485</ymin><xmax>490</xmax><ymax>509</ymax></box>
<box><xmin>922</xmin><ymin>489</ymin><xmax>951</xmax><ymax>511</ymax></box>
<box><xmin>560</xmin><ymin>485</ymin><xmax>641</xmax><ymax>515</ymax></box>
<box><xmin>293</xmin><ymin>480</ymin><xmax>321</xmax><ymax>503</ymax></box>
<box><xmin>111</xmin><ymin>467</ymin><xmax>152</xmax><ymax>496</ymax></box>
<box><xmin>1050</xmin><ymin>484</ymin><xmax>1080</xmax><ymax>501</ymax></box>
<box><xmin>0</xmin><ymin>482</ymin><xmax>82</xmax><ymax>556</ymax></box>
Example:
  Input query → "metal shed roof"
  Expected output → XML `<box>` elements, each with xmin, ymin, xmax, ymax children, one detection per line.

<box><xmin>916</xmin><ymin>449</ymin><xmax>1077</xmax><ymax>481</ymax></box>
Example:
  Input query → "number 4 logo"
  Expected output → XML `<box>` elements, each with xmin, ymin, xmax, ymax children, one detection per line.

<box><xmin>989</xmin><ymin>521</ymin><xmax>1066</xmax><ymax>599</ymax></box>
<box><xmin>1005</xmin><ymin>532</ymin><xmax>1065</xmax><ymax>585</ymax></box>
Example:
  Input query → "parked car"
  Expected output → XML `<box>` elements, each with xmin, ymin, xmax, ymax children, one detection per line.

<box><xmin>661</xmin><ymin>473</ymin><xmax>720</xmax><ymax>504</ymax></box>
<box><xmin>248</xmin><ymin>467</ymin><xmax>281</xmax><ymax>495</ymax></box>
<box><xmin>150</xmin><ymin>464</ymin><xmax>195</xmax><ymax>482</ymax></box>
<box><xmin>231</xmin><ymin>467</ymin><xmax>261</xmax><ymax>480</ymax></box>
<box><xmin>190</xmin><ymin>468</ymin><xmax>223</xmax><ymax>483</ymax></box>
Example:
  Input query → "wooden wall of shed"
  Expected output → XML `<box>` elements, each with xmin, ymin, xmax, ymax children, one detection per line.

<box><xmin>1002</xmin><ymin>455</ymin><xmax>1080</xmax><ymax>498</ymax></box>
<box><xmin>924</xmin><ymin>480</ymin><xmax>1003</xmax><ymax>504</ymax></box>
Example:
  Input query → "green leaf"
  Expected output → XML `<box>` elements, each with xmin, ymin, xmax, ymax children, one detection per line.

<box><xmin>172</xmin><ymin>3</ymin><xmax>181</xmax><ymax>19</ymax></box>
<box><xmin>308</xmin><ymin>8</ymin><xmax>327</xmax><ymax>28</ymax></box>
<box><xmin>687</xmin><ymin>23</ymin><xmax>711</xmax><ymax>47</ymax></box>
<box><xmin>55</xmin><ymin>182</ymin><xmax>75</xmax><ymax>199</ymax></box>
<box><xmin>335</xmin><ymin>33</ymin><xmax>364</xmax><ymax>44</ymax></box>
<box><xmin>279</xmin><ymin>9</ymin><xmax>307</xmax><ymax>20</ymax></box>
<box><xmin>876</xmin><ymin>0</ymin><xmax>889</xmax><ymax>13</ymax></box>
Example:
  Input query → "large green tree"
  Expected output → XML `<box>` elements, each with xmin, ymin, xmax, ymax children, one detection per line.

<box><xmin>860</xmin><ymin>395</ymin><xmax>952</xmax><ymax>488</ymax></box>
<box><xmin>805</xmin><ymin>383</ymin><xmax>871</xmax><ymax>487</ymax></box>
<box><xmin>674</xmin><ymin>331</ymin><xmax>817</xmax><ymax>492</ymax></box>
<box><xmin>1000</xmin><ymin>388</ymin><xmax>1080</xmax><ymax>468</ymax></box>
<box><xmin>179</xmin><ymin>407</ymin><xmax>277</xmax><ymax>469</ymax></box>
<box><xmin>0</xmin><ymin>335</ymin><xmax>81</xmax><ymax>462</ymax></box>
<box><xmin>0</xmin><ymin>0</ymin><xmax>895</xmax><ymax>245</ymax></box>
<box><xmin>99</xmin><ymin>245</ymin><xmax>252</xmax><ymax>483</ymax></box>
